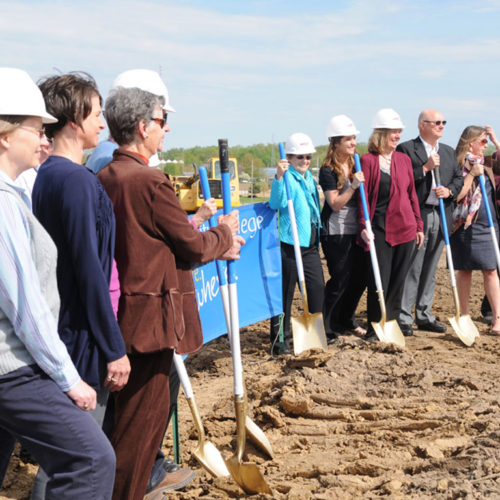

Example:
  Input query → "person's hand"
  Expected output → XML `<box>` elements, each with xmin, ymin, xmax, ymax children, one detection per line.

<box><xmin>433</xmin><ymin>185</ymin><xmax>451</xmax><ymax>198</ymax></box>
<box><xmin>105</xmin><ymin>354</ymin><xmax>131</xmax><ymax>392</ymax></box>
<box><xmin>469</xmin><ymin>162</ymin><xmax>484</xmax><ymax>177</ymax></box>
<box><xmin>191</xmin><ymin>198</ymin><xmax>217</xmax><ymax>228</ymax></box>
<box><xmin>67</xmin><ymin>379</ymin><xmax>97</xmax><ymax>411</ymax></box>
<box><xmin>416</xmin><ymin>231</ymin><xmax>425</xmax><ymax>249</ymax></box>
<box><xmin>424</xmin><ymin>153</ymin><xmax>440</xmax><ymax>172</ymax></box>
<box><xmin>218</xmin><ymin>210</ymin><xmax>239</xmax><ymax>235</ymax></box>
<box><xmin>276</xmin><ymin>159</ymin><xmax>289</xmax><ymax>180</ymax></box>
<box><xmin>485</xmin><ymin>125</ymin><xmax>500</xmax><ymax>149</ymax></box>
<box><xmin>361</xmin><ymin>228</ymin><xmax>373</xmax><ymax>244</ymax></box>
<box><xmin>220</xmin><ymin>235</ymin><xmax>245</xmax><ymax>260</ymax></box>
<box><xmin>351</xmin><ymin>171</ymin><xmax>365</xmax><ymax>190</ymax></box>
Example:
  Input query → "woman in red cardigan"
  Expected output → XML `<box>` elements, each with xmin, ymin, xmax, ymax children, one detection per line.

<box><xmin>359</xmin><ymin>109</ymin><xmax>424</xmax><ymax>339</ymax></box>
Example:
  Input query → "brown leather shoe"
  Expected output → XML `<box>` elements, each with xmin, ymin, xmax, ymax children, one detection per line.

<box><xmin>144</xmin><ymin>468</ymin><xmax>196</xmax><ymax>499</ymax></box>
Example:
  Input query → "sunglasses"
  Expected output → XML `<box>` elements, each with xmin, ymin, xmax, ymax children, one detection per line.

<box><xmin>479</xmin><ymin>138</ymin><xmax>488</xmax><ymax>145</ymax></box>
<box><xmin>423</xmin><ymin>120</ymin><xmax>447</xmax><ymax>126</ymax></box>
<box><xmin>150</xmin><ymin>113</ymin><xmax>168</xmax><ymax>128</ymax></box>
<box><xmin>295</xmin><ymin>155</ymin><xmax>312</xmax><ymax>160</ymax></box>
<box><xmin>20</xmin><ymin>125</ymin><xmax>46</xmax><ymax>138</ymax></box>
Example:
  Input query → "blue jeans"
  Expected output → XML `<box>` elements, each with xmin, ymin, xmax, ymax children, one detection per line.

<box><xmin>0</xmin><ymin>365</ymin><xmax>115</xmax><ymax>500</ymax></box>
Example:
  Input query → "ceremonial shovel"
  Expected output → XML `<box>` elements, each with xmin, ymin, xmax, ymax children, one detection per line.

<box><xmin>219</xmin><ymin>138</ymin><xmax>271</xmax><ymax>494</ymax></box>
<box><xmin>278</xmin><ymin>142</ymin><xmax>328</xmax><ymax>355</ymax></box>
<box><xmin>354</xmin><ymin>153</ymin><xmax>405</xmax><ymax>347</ymax></box>
<box><xmin>435</xmin><ymin>167</ymin><xmax>477</xmax><ymax>345</ymax></box>
<box><xmin>173</xmin><ymin>353</ymin><xmax>230</xmax><ymax>477</ymax></box>
<box><xmin>198</xmin><ymin>166</ymin><xmax>274</xmax><ymax>460</ymax></box>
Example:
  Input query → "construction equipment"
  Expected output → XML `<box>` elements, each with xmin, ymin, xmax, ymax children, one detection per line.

<box><xmin>174</xmin><ymin>157</ymin><xmax>240</xmax><ymax>212</ymax></box>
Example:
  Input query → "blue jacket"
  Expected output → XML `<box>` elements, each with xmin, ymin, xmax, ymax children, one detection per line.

<box><xmin>269</xmin><ymin>167</ymin><xmax>321</xmax><ymax>247</ymax></box>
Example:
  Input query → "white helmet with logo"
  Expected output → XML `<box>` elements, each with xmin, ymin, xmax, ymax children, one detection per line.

<box><xmin>326</xmin><ymin>114</ymin><xmax>360</xmax><ymax>138</ymax></box>
<box><xmin>372</xmin><ymin>108</ymin><xmax>404</xmax><ymax>129</ymax></box>
<box><xmin>285</xmin><ymin>132</ymin><xmax>316</xmax><ymax>155</ymax></box>
<box><xmin>112</xmin><ymin>69</ymin><xmax>175</xmax><ymax>112</ymax></box>
<box><xmin>0</xmin><ymin>68</ymin><xmax>57</xmax><ymax>123</ymax></box>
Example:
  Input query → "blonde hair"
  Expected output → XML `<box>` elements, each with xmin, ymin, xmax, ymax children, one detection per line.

<box><xmin>455</xmin><ymin>125</ymin><xmax>486</xmax><ymax>166</ymax></box>
<box><xmin>368</xmin><ymin>129</ymin><xmax>392</xmax><ymax>154</ymax></box>
<box><xmin>322</xmin><ymin>137</ymin><xmax>356</xmax><ymax>190</ymax></box>
<box><xmin>0</xmin><ymin>115</ymin><xmax>23</xmax><ymax>138</ymax></box>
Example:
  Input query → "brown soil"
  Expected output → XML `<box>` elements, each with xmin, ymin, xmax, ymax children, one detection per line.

<box><xmin>2</xmin><ymin>255</ymin><xmax>500</xmax><ymax>499</ymax></box>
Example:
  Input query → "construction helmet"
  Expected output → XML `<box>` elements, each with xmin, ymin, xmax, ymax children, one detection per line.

<box><xmin>285</xmin><ymin>132</ymin><xmax>316</xmax><ymax>155</ymax></box>
<box><xmin>0</xmin><ymin>68</ymin><xmax>57</xmax><ymax>123</ymax></box>
<box><xmin>326</xmin><ymin>114</ymin><xmax>360</xmax><ymax>138</ymax></box>
<box><xmin>371</xmin><ymin>108</ymin><xmax>404</xmax><ymax>129</ymax></box>
<box><xmin>112</xmin><ymin>69</ymin><xmax>175</xmax><ymax>112</ymax></box>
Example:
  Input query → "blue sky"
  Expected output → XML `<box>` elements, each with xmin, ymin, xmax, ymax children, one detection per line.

<box><xmin>1</xmin><ymin>0</ymin><xmax>500</xmax><ymax>153</ymax></box>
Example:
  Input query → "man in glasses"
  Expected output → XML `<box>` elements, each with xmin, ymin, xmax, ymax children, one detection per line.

<box><xmin>397</xmin><ymin>109</ymin><xmax>464</xmax><ymax>336</ymax></box>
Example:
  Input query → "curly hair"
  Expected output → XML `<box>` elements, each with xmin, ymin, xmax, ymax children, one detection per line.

<box><xmin>321</xmin><ymin>136</ymin><xmax>356</xmax><ymax>190</ymax></box>
<box><xmin>104</xmin><ymin>87</ymin><xmax>164</xmax><ymax>146</ymax></box>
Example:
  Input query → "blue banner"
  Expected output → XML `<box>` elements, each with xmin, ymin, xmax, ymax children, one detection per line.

<box><xmin>192</xmin><ymin>202</ymin><xmax>282</xmax><ymax>344</ymax></box>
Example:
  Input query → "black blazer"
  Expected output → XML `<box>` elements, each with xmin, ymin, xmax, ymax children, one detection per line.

<box><xmin>396</xmin><ymin>137</ymin><xmax>464</xmax><ymax>236</ymax></box>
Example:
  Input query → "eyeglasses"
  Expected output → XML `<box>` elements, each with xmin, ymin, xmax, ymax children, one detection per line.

<box><xmin>423</xmin><ymin>120</ymin><xmax>447</xmax><ymax>126</ymax></box>
<box><xmin>150</xmin><ymin>114</ymin><xmax>168</xmax><ymax>128</ymax></box>
<box><xmin>296</xmin><ymin>155</ymin><xmax>312</xmax><ymax>160</ymax></box>
<box><xmin>19</xmin><ymin>125</ymin><xmax>46</xmax><ymax>138</ymax></box>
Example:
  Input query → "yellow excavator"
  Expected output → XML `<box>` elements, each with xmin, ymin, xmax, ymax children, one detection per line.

<box><xmin>173</xmin><ymin>156</ymin><xmax>240</xmax><ymax>212</ymax></box>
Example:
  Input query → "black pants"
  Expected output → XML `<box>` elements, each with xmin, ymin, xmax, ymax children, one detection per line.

<box><xmin>321</xmin><ymin>234</ymin><xmax>367</xmax><ymax>336</ymax></box>
<box><xmin>367</xmin><ymin>227</ymin><xmax>415</xmax><ymax>325</ymax></box>
<box><xmin>270</xmin><ymin>241</ymin><xmax>324</xmax><ymax>346</ymax></box>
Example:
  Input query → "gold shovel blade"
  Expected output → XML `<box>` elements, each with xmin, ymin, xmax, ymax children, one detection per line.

<box><xmin>193</xmin><ymin>442</ymin><xmax>230</xmax><ymax>478</ymax></box>
<box><xmin>245</xmin><ymin>416</ymin><xmax>274</xmax><ymax>459</ymax></box>
<box><xmin>372</xmin><ymin>319</ymin><xmax>406</xmax><ymax>348</ymax></box>
<box><xmin>225</xmin><ymin>458</ymin><xmax>272</xmax><ymax>494</ymax></box>
<box><xmin>449</xmin><ymin>315</ymin><xmax>478</xmax><ymax>347</ymax></box>
<box><xmin>292</xmin><ymin>312</ymin><xmax>328</xmax><ymax>355</ymax></box>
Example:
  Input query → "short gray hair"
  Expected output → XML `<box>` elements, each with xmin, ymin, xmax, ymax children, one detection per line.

<box><xmin>104</xmin><ymin>87</ymin><xmax>165</xmax><ymax>146</ymax></box>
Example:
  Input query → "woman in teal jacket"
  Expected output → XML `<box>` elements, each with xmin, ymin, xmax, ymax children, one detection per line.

<box><xmin>269</xmin><ymin>133</ymin><xmax>324</xmax><ymax>354</ymax></box>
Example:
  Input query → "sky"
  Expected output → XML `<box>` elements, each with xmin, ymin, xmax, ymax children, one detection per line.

<box><xmin>2</xmin><ymin>0</ymin><xmax>500</xmax><ymax>153</ymax></box>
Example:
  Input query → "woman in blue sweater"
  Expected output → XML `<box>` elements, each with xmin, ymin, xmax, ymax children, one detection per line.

<box><xmin>269</xmin><ymin>133</ymin><xmax>324</xmax><ymax>354</ymax></box>
<box><xmin>32</xmin><ymin>73</ymin><xmax>130</xmax><ymax>415</ymax></box>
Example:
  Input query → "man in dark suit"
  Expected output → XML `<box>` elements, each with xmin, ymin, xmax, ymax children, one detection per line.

<box><xmin>397</xmin><ymin>109</ymin><xmax>464</xmax><ymax>336</ymax></box>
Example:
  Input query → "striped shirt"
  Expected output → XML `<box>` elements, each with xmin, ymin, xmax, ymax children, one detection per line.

<box><xmin>0</xmin><ymin>170</ymin><xmax>80</xmax><ymax>391</ymax></box>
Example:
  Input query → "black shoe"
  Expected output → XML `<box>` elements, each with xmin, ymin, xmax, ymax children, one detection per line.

<box><xmin>399</xmin><ymin>325</ymin><xmax>414</xmax><ymax>337</ymax></box>
<box><xmin>272</xmin><ymin>340</ymin><xmax>291</xmax><ymax>356</ymax></box>
<box><xmin>482</xmin><ymin>312</ymin><xmax>493</xmax><ymax>325</ymax></box>
<box><xmin>417</xmin><ymin>321</ymin><xmax>447</xmax><ymax>333</ymax></box>
<box><xmin>364</xmin><ymin>329</ymin><xmax>378</xmax><ymax>342</ymax></box>
<box><xmin>163</xmin><ymin>458</ymin><xmax>180</xmax><ymax>474</ymax></box>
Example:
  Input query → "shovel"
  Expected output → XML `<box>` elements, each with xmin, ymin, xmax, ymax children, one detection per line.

<box><xmin>173</xmin><ymin>353</ymin><xmax>230</xmax><ymax>477</ymax></box>
<box><xmin>354</xmin><ymin>153</ymin><xmax>405</xmax><ymax>347</ymax></box>
<box><xmin>278</xmin><ymin>142</ymin><xmax>328</xmax><ymax>355</ymax></box>
<box><xmin>478</xmin><ymin>172</ymin><xmax>500</xmax><ymax>274</ymax></box>
<box><xmin>219</xmin><ymin>138</ymin><xmax>271</xmax><ymax>494</ymax></box>
<box><xmin>434</xmin><ymin>167</ymin><xmax>478</xmax><ymax>345</ymax></box>
<box><xmin>198</xmin><ymin>166</ymin><xmax>274</xmax><ymax>460</ymax></box>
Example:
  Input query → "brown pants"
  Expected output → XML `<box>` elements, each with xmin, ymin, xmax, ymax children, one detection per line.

<box><xmin>111</xmin><ymin>349</ymin><xmax>173</xmax><ymax>500</ymax></box>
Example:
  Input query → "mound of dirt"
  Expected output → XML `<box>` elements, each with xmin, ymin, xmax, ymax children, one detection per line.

<box><xmin>2</xmin><ymin>261</ymin><xmax>500</xmax><ymax>499</ymax></box>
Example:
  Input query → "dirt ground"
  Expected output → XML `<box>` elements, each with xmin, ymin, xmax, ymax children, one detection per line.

<box><xmin>2</xmin><ymin>254</ymin><xmax>500</xmax><ymax>499</ymax></box>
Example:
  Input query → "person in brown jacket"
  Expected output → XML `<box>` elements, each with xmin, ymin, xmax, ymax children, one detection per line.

<box><xmin>98</xmin><ymin>81</ymin><xmax>243</xmax><ymax>500</ymax></box>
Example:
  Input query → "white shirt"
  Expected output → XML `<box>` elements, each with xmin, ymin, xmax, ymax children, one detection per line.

<box><xmin>420</xmin><ymin>136</ymin><xmax>439</xmax><ymax>206</ymax></box>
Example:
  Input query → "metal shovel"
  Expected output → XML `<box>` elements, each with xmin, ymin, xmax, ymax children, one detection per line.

<box><xmin>173</xmin><ymin>353</ymin><xmax>230</xmax><ymax>477</ymax></box>
<box><xmin>434</xmin><ymin>167</ymin><xmax>478</xmax><ymax>345</ymax></box>
<box><xmin>354</xmin><ymin>153</ymin><xmax>405</xmax><ymax>347</ymax></box>
<box><xmin>219</xmin><ymin>139</ymin><xmax>271</xmax><ymax>494</ymax></box>
<box><xmin>278</xmin><ymin>143</ymin><xmax>328</xmax><ymax>355</ymax></box>
<box><xmin>198</xmin><ymin>166</ymin><xmax>274</xmax><ymax>460</ymax></box>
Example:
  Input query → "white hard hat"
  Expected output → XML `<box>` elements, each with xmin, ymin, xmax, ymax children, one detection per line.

<box><xmin>372</xmin><ymin>108</ymin><xmax>404</xmax><ymax>129</ymax></box>
<box><xmin>285</xmin><ymin>132</ymin><xmax>316</xmax><ymax>155</ymax></box>
<box><xmin>112</xmin><ymin>69</ymin><xmax>175</xmax><ymax>112</ymax></box>
<box><xmin>326</xmin><ymin>114</ymin><xmax>360</xmax><ymax>138</ymax></box>
<box><xmin>0</xmin><ymin>68</ymin><xmax>57</xmax><ymax>124</ymax></box>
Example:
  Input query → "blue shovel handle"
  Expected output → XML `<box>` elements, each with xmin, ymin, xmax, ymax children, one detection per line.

<box><xmin>478</xmin><ymin>174</ymin><xmax>496</xmax><ymax>228</ymax></box>
<box><xmin>354</xmin><ymin>153</ymin><xmax>370</xmax><ymax>223</ymax></box>
<box><xmin>278</xmin><ymin>142</ymin><xmax>293</xmax><ymax>200</ymax></box>
<box><xmin>199</xmin><ymin>166</ymin><xmax>227</xmax><ymax>287</ymax></box>
<box><xmin>434</xmin><ymin>167</ymin><xmax>451</xmax><ymax>246</ymax></box>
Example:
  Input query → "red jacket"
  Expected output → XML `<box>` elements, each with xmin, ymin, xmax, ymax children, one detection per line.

<box><xmin>357</xmin><ymin>151</ymin><xmax>423</xmax><ymax>249</ymax></box>
<box><xmin>98</xmin><ymin>149</ymin><xmax>233</xmax><ymax>355</ymax></box>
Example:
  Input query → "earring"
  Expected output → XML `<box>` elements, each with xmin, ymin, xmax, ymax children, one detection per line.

<box><xmin>144</xmin><ymin>133</ymin><xmax>149</xmax><ymax>138</ymax></box>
